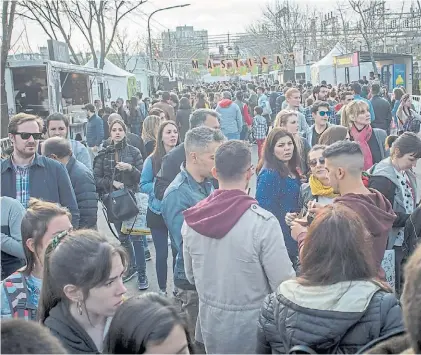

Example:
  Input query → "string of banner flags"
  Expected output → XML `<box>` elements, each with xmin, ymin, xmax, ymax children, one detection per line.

<box><xmin>191</xmin><ymin>54</ymin><xmax>296</xmax><ymax>76</ymax></box>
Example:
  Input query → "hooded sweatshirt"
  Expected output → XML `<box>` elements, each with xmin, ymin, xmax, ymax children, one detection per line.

<box><xmin>44</xmin><ymin>301</ymin><xmax>108</xmax><ymax>354</ymax></box>
<box><xmin>335</xmin><ymin>189</ymin><xmax>396</xmax><ymax>279</ymax></box>
<box><xmin>215</xmin><ymin>99</ymin><xmax>243</xmax><ymax>135</ymax></box>
<box><xmin>184</xmin><ymin>189</ymin><xmax>256</xmax><ymax>238</ymax></box>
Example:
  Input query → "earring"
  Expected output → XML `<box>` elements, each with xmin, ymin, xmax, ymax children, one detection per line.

<box><xmin>77</xmin><ymin>300</ymin><xmax>83</xmax><ymax>316</ymax></box>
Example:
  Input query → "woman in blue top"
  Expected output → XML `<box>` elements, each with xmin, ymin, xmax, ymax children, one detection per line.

<box><xmin>140</xmin><ymin>121</ymin><xmax>179</xmax><ymax>296</ymax></box>
<box><xmin>1</xmin><ymin>199</ymin><xmax>72</xmax><ymax>321</ymax></box>
<box><xmin>256</xmin><ymin>128</ymin><xmax>301</xmax><ymax>267</ymax></box>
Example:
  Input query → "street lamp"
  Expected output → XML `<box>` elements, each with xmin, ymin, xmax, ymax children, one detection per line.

<box><xmin>147</xmin><ymin>4</ymin><xmax>191</xmax><ymax>72</ymax></box>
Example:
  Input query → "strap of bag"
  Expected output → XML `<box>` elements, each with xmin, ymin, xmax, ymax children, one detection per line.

<box><xmin>109</xmin><ymin>150</ymin><xmax>119</xmax><ymax>193</ymax></box>
<box><xmin>101</xmin><ymin>200</ymin><xmax>119</xmax><ymax>240</ymax></box>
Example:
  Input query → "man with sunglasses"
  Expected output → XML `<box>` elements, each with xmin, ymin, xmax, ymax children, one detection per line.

<box><xmin>1</xmin><ymin>113</ymin><xmax>79</xmax><ymax>228</ymax></box>
<box><xmin>304</xmin><ymin>101</ymin><xmax>335</xmax><ymax>147</ymax></box>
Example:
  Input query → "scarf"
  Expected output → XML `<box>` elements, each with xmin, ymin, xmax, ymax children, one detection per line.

<box><xmin>350</xmin><ymin>124</ymin><xmax>373</xmax><ymax>170</ymax></box>
<box><xmin>309</xmin><ymin>174</ymin><xmax>338</xmax><ymax>198</ymax></box>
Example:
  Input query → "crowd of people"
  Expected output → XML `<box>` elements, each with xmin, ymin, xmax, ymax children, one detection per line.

<box><xmin>1</xmin><ymin>77</ymin><xmax>421</xmax><ymax>354</ymax></box>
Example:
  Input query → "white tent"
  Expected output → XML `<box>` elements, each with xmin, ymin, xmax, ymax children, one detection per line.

<box><xmin>311</xmin><ymin>43</ymin><xmax>346</xmax><ymax>85</ymax></box>
<box><xmin>85</xmin><ymin>58</ymin><xmax>136</xmax><ymax>101</ymax></box>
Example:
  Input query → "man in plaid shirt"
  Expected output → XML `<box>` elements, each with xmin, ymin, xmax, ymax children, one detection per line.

<box><xmin>252</xmin><ymin>106</ymin><xmax>268</xmax><ymax>159</ymax></box>
<box><xmin>1</xmin><ymin>114</ymin><xmax>79</xmax><ymax>228</ymax></box>
<box><xmin>305</xmin><ymin>85</ymin><xmax>337</xmax><ymax>125</ymax></box>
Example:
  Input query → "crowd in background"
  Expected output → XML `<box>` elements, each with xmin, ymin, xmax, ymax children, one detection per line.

<box><xmin>1</xmin><ymin>76</ymin><xmax>421</xmax><ymax>354</ymax></box>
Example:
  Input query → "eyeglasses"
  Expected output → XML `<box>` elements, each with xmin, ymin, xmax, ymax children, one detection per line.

<box><xmin>309</xmin><ymin>157</ymin><xmax>326</xmax><ymax>167</ymax></box>
<box><xmin>318</xmin><ymin>111</ymin><xmax>331</xmax><ymax>117</ymax></box>
<box><xmin>14</xmin><ymin>132</ymin><xmax>43</xmax><ymax>140</ymax></box>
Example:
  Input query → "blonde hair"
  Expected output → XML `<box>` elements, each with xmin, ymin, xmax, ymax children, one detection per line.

<box><xmin>341</xmin><ymin>100</ymin><xmax>369</xmax><ymax>128</ymax></box>
<box><xmin>142</xmin><ymin>115</ymin><xmax>161</xmax><ymax>143</ymax></box>
<box><xmin>274</xmin><ymin>110</ymin><xmax>304</xmax><ymax>158</ymax></box>
<box><xmin>285</xmin><ymin>88</ymin><xmax>300</xmax><ymax>99</ymax></box>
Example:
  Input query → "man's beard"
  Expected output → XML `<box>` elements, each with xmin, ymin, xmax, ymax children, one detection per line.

<box><xmin>15</xmin><ymin>145</ymin><xmax>37</xmax><ymax>159</ymax></box>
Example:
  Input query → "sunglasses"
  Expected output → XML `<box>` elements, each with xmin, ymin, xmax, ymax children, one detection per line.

<box><xmin>14</xmin><ymin>132</ymin><xmax>43</xmax><ymax>140</ymax></box>
<box><xmin>309</xmin><ymin>157</ymin><xmax>326</xmax><ymax>167</ymax></box>
<box><xmin>318</xmin><ymin>111</ymin><xmax>331</xmax><ymax>117</ymax></box>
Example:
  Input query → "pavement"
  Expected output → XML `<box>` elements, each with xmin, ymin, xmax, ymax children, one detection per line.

<box><xmin>97</xmin><ymin>143</ymin><xmax>421</xmax><ymax>297</ymax></box>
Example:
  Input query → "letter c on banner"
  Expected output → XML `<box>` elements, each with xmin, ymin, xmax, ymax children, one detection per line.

<box><xmin>262</xmin><ymin>56</ymin><xmax>268</xmax><ymax>65</ymax></box>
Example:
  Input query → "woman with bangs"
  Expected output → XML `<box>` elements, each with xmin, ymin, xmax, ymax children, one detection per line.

<box><xmin>39</xmin><ymin>229</ymin><xmax>128</xmax><ymax>354</ymax></box>
<box><xmin>341</xmin><ymin>100</ymin><xmax>387</xmax><ymax>170</ymax></box>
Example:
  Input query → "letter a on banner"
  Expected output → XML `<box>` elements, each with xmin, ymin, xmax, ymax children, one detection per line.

<box><xmin>207</xmin><ymin>59</ymin><xmax>214</xmax><ymax>70</ymax></box>
<box><xmin>191</xmin><ymin>59</ymin><xmax>199</xmax><ymax>69</ymax></box>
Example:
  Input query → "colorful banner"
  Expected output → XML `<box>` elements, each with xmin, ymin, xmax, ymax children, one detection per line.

<box><xmin>333</xmin><ymin>52</ymin><xmax>359</xmax><ymax>68</ymax></box>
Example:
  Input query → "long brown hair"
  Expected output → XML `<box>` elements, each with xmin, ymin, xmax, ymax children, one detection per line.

<box><xmin>318</xmin><ymin>125</ymin><xmax>348</xmax><ymax>146</ymax></box>
<box><xmin>151</xmin><ymin>121</ymin><xmax>179</xmax><ymax>176</ymax></box>
<box><xmin>256</xmin><ymin>128</ymin><xmax>300</xmax><ymax>178</ymax></box>
<box><xmin>299</xmin><ymin>204</ymin><xmax>378</xmax><ymax>286</ymax></box>
<box><xmin>38</xmin><ymin>230</ymin><xmax>127</xmax><ymax>323</ymax></box>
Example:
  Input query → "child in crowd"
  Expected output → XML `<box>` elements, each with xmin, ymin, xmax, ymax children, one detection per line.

<box><xmin>385</xmin><ymin>135</ymin><xmax>398</xmax><ymax>155</ymax></box>
<box><xmin>252</xmin><ymin>106</ymin><xmax>268</xmax><ymax>159</ymax></box>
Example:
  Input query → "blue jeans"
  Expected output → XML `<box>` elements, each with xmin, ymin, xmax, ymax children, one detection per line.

<box><xmin>114</xmin><ymin>222</ymin><xmax>146</xmax><ymax>277</ymax></box>
<box><xmin>225</xmin><ymin>132</ymin><xmax>240</xmax><ymax>140</ymax></box>
<box><xmin>150</xmin><ymin>226</ymin><xmax>177</xmax><ymax>291</ymax></box>
<box><xmin>142</xmin><ymin>236</ymin><xmax>149</xmax><ymax>252</ymax></box>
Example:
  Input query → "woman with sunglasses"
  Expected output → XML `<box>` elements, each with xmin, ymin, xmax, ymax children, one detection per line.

<box><xmin>285</xmin><ymin>145</ymin><xmax>338</xmax><ymax>226</ymax></box>
<box><xmin>342</xmin><ymin>100</ymin><xmax>387</xmax><ymax>170</ymax></box>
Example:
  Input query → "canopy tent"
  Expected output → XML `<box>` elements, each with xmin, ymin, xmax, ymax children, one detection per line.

<box><xmin>85</xmin><ymin>58</ymin><xmax>136</xmax><ymax>101</ymax></box>
<box><xmin>310</xmin><ymin>43</ymin><xmax>346</xmax><ymax>85</ymax></box>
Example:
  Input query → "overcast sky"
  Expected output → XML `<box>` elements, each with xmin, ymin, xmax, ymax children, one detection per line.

<box><xmin>10</xmin><ymin>0</ymin><xmax>402</xmax><ymax>53</ymax></box>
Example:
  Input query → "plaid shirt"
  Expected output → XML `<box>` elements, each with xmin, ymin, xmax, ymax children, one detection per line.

<box><xmin>13</xmin><ymin>165</ymin><xmax>30</xmax><ymax>208</ymax></box>
<box><xmin>305</xmin><ymin>105</ymin><xmax>338</xmax><ymax>126</ymax></box>
<box><xmin>252</xmin><ymin>115</ymin><xmax>268</xmax><ymax>140</ymax></box>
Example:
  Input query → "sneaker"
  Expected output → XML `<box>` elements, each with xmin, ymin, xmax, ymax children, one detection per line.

<box><xmin>138</xmin><ymin>271</ymin><xmax>149</xmax><ymax>290</ymax></box>
<box><xmin>158</xmin><ymin>289</ymin><xmax>167</xmax><ymax>297</ymax></box>
<box><xmin>144</xmin><ymin>250</ymin><xmax>152</xmax><ymax>261</ymax></box>
<box><xmin>123</xmin><ymin>268</ymin><xmax>137</xmax><ymax>283</ymax></box>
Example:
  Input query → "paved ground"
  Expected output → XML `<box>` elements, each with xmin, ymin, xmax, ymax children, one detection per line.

<box><xmin>98</xmin><ymin>145</ymin><xmax>259</xmax><ymax>296</ymax></box>
<box><xmin>98</xmin><ymin>143</ymin><xmax>421</xmax><ymax>296</ymax></box>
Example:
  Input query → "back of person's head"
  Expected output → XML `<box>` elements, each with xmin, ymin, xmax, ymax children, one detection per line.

<box><xmin>236</xmin><ymin>91</ymin><xmax>243</xmax><ymax>101</ymax></box>
<box><xmin>254</xmin><ymin>106</ymin><xmax>263</xmax><ymax>115</ymax></box>
<box><xmin>371</xmin><ymin>83</ymin><xmax>381</xmax><ymax>96</ymax></box>
<box><xmin>390</xmin><ymin>132</ymin><xmax>421</xmax><ymax>159</ymax></box>
<box><xmin>184</xmin><ymin>126</ymin><xmax>225</xmax><ymax>156</ymax></box>
<box><xmin>189</xmin><ymin>109</ymin><xmax>220</xmax><ymax>129</ymax></box>
<box><xmin>21</xmin><ymin>198</ymin><xmax>71</xmax><ymax>277</ymax></box>
<box><xmin>351</xmin><ymin>82</ymin><xmax>362</xmax><ymax>95</ymax></box>
<box><xmin>402</xmin><ymin>243</ymin><xmax>421</xmax><ymax>353</ymax></box>
<box><xmin>1</xmin><ymin>319</ymin><xmax>67</xmax><ymax>354</ymax></box>
<box><xmin>385</xmin><ymin>135</ymin><xmax>398</xmax><ymax>151</ymax></box>
<box><xmin>148</xmin><ymin>107</ymin><xmax>165</xmax><ymax>118</ymax></box>
<box><xmin>161</xmin><ymin>91</ymin><xmax>170</xmax><ymax>101</ymax></box>
<box><xmin>108</xmin><ymin>112</ymin><xmax>123</xmax><ymax>125</ymax></box>
<box><xmin>341</xmin><ymin>100</ymin><xmax>369</xmax><ymax>128</ymax></box>
<box><xmin>104</xmin><ymin>293</ymin><xmax>194</xmax><ymax>354</ymax></box>
<box><xmin>299</xmin><ymin>204</ymin><xmax>376</xmax><ymax>286</ymax></box>
<box><xmin>38</xmin><ymin>229</ymin><xmax>128</xmax><ymax>323</ymax></box>
<box><xmin>42</xmin><ymin>137</ymin><xmax>72</xmax><ymax>159</ymax></box>
<box><xmin>222</xmin><ymin>91</ymin><xmax>232</xmax><ymax>100</ymax></box>
<box><xmin>323</xmin><ymin>140</ymin><xmax>364</xmax><ymax>177</ymax></box>
<box><xmin>214</xmin><ymin>140</ymin><xmax>251</xmax><ymax>183</ymax></box>
<box><xmin>142</xmin><ymin>115</ymin><xmax>162</xmax><ymax>143</ymax></box>
<box><xmin>179</xmin><ymin>97</ymin><xmax>191</xmax><ymax>110</ymax></box>
<box><xmin>318</xmin><ymin>125</ymin><xmax>349</xmax><ymax>146</ymax></box>
<box><xmin>393</xmin><ymin>87</ymin><xmax>404</xmax><ymax>101</ymax></box>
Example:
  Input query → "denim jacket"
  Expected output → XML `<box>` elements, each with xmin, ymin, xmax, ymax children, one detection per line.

<box><xmin>140</xmin><ymin>156</ymin><xmax>162</xmax><ymax>214</ymax></box>
<box><xmin>161</xmin><ymin>164</ymin><xmax>213</xmax><ymax>287</ymax></box>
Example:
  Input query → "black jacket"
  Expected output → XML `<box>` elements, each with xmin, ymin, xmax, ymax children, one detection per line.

<box><xmin>103</xmin><ymin>133</ymin><xmax>147</xmax><ymax>162</ymax></box>
<box><xmin>94</xmin><ymin>139</ymin><xmax>143</xmax><ymax>195</ymax></box>
<box><xmin>66</xmin><ymin>156</ymin><xmax>98</xmax><ymax>229</ymax></box>
<box><xmin>257</xmin><ymin>280</ymin><xmax>404</xmax><ymax>354</ymax></box>
<box><xmin>404</xmin><ymin>206</ymin><xmax>421</xmax><ymax>257</ymax></box>
<box><xmin>154</xmin><ymin>143</ymin><xmax>186</xmax><ymax>200</ymax></box>
<box><xmin>371</xmin><ymin>95</ymin><xmax>392</xmax><ymax>132</ymax></box>
<box><xmin>44</xmin><ymin>302</ymin><xmax>100</xmax><ymax>354</ymax></box>
<box><xmin>176</xmin><ymin>108</ymin><xmax>191</xmax><ymax>142</ymax></box>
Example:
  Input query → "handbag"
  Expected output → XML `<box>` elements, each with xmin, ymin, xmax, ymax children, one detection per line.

<box><xmin>102</xmin><ymin>152</ymin><xmax>139</xmax><ymax>223</ymax></box>
<box><xmin>121</xmin><ymin>192</ymin><xmax>151</xmax><ymax>235</ymax></box>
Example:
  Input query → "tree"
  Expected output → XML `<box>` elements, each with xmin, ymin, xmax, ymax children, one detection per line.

<box><xmin>109</xmin><ymin>27</ymin><xmax>143</xmax><ymax>72</ymax></box>
<box><xmin>1</xmin><ymin>1</ymin><xmax>17</xmax><ymax>136</ymax></box>
<box><xmin>18</xmin><ymin>0</ymin><xmax>146</xmax><ymax>69</ymax></box>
